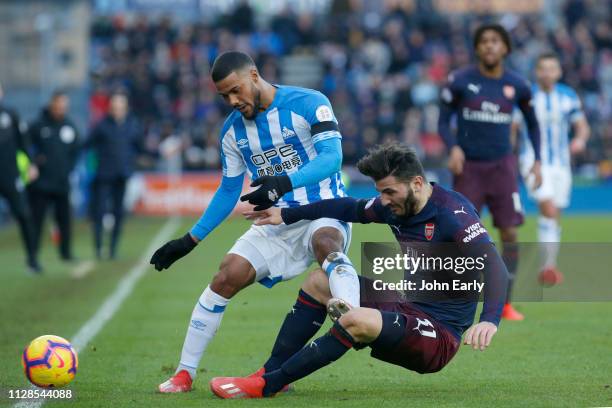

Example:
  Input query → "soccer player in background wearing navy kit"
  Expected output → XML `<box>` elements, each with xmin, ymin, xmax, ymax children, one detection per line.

<box><xmin>209</xmin><ymin>144</ymin><xmax>508</xmax><ymax>399</ymax></box>
<box><xmin>150</xmin><ymin>51</ymin><xmax>361</xmax><ymax>393</ymax></box>
<box><xmin>438</xmin><ymin>24</ymin><xmax>542</xmax><ymax>321</ymax></box>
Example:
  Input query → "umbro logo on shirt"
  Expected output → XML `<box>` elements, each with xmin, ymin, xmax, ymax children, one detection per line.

<box><xmin>236</xmin><ymin>138</ymin><xmax>249</xmax><ymax>148</ymax></box>
<box><xmin>281</xmin><ymin>126</ymin><xmax>296</xmax><ymax>139</ymax></box>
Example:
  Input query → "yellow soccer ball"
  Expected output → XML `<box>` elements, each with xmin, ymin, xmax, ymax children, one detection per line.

<box><xmin>22</xmin><ymin>335</ymin><xmax>78</xmax><ymax>388</ymax></box>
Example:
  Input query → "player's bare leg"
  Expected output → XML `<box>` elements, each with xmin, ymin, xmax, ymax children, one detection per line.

<box><xmin>499</xmin><ymin>227</ymin><xmax>523</xmax><ymax>320</ymax></box>
<box><xmin>537</xmin><ymin>200</ymin><xmax>564</xmax><ymax>286</ymax></box>
<box><xmin>301</xmin><ymin>268</ymin><xmax>333</xmax><ymax>304</ymax></box>
<box><xmin>159</xmin><ymin>254</ymin><xmax>256</xmax><ymax>393</ymax></box>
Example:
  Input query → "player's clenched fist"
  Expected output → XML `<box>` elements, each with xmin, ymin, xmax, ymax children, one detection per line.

<box><xmin>240</xmin><ymin>175</ymin><xmax>292</xmax><ymax>211</ymax></box>
<box><xmin>150</xmin><ymin>233</ymin><xmax>198</xmax><ymax>271</ymax></box>
<box><xmin>463</xmin><ymin>321</ymin><xmax>497</xmax><ymax>351</ymax></box>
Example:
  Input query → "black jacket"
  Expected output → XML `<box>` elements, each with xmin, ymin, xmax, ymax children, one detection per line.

<box><xmin>86</xmin><ymin>114</ymin><xmax>143</xmax><ymax>180</ymax></box>
<box><xmin>28</xmin><ymin>109</ymin><xmax>80</xmax><ymax>193</ymax></box>
<box><xmin>0</xmin><ymin>104</ymin><xmax>31</xmax><ymax>186</ymax></box>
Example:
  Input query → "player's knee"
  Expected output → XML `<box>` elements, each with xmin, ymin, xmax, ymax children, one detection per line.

<box><xmin>301</xmin><ymin>269</ymin><xmax>331</xmax><ymax>304</ymax></box>
<box><xmin>311</xmin><ymin>228</ymin><xmax>344</xmax><ymax>263</ymax></box>
<box><xmin>338</xmin><ymin>309</ymin><xmax>369</xmax><ymax>342</ymax></box>
<box><xmin>539</xmin><ymin>201</ymin><xmax>559</xmax><ymax>219</ymax></box>
<box><xmin>210</xmin><ymin>255</ymin><xmax>255</xmax><ymax>298</ymax></box>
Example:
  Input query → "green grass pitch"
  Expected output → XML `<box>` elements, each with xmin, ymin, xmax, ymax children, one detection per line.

<box><xmin>1</xmin><ymin>214</ymin><xmax>611</xmax><ymax>407</ymax></box>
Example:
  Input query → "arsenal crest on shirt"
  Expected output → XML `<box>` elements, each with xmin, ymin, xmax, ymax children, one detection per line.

<box><xmin>425</xmin><ymin>223</ymin><xmax>435</xmax><ymax>240</ymax></box>
<box><xmin>503</xmin><ymin>85</ymin><xmax>515</xmax><ymax>99</ymax></box>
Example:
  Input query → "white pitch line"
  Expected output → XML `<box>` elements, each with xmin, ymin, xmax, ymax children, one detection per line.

<box><xmin>14</xmin><ymin>217</ymin><xmax>180</xmax><ymax>408</ymax></box>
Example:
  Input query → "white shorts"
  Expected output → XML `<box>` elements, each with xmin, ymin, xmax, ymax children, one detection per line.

<box><xmin>523</xmin><ymin>165</ymin><xmax>572</xmax><ymax>208</ymax></box>
<box><xmin>228</xmin><ymin>218</ymin><xmax>352</xmax><ymax>288</ymax></box>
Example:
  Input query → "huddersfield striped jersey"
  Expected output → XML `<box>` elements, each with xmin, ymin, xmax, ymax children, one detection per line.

<box><xmin>219</xmin><ymin>85</ymin><xmax>346</xmax><ymax>207</ymax></box>
<box><xmin>519</xmin><ymin>83</ymin><xmax>584</xmax><ymax>168</ymax></box>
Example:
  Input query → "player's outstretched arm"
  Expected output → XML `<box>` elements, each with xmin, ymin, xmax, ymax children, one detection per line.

<box><xmin>150</xmin><ymin>174</ymin><xmax>244</xmax><ymax>271</ymax></box>
<box><xmin>463</xmin><ymin>242</ymin><xmax>508</xmax><ymax>350</ymax></box>
<box><xmin>244</xmin><ymin>196</ymin><xmax>378</xmax><ymax>226</ymax></box>
<box><xmin>243</xmin><ymin>207</ymin><xmax>283</xmax><ymax>225</ymax></box>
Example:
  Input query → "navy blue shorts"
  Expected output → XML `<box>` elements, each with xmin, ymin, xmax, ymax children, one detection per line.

<box><xmin>359</xmin><ymin>277</ymin><xmax>459</xmax><ymax>374</ymax></box>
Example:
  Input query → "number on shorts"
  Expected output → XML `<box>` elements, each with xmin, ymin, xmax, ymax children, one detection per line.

<box><xmin>413</xmin><ymin>318</ymin><xmax>437</xmax><ymax>338</ymax></box>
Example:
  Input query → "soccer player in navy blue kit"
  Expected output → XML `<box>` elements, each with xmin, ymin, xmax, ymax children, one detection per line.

<box><xmin>438</xmin><ymin>24</ymin><xmax>541</xmax><ymax>320</ymax></box>
<box><xmin>209</xmin><ymin>144</ymin><xmax>508</xmax><ymax>398</ymax></box>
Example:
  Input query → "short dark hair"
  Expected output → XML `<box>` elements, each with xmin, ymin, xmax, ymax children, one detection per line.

<box><xmin>357</xmin><ymin>144</ymin><xmax>425</xmax><ymax>182</ymax></box>
<box><xmin>536</xmin><ymin>51</ymin><xmax>559</xmax><ymax>64</ymax></box>
<box><xmin>110</xmin><ymin>88</ymin><xmax>129</xmax><ymax>100</ymax></box>
<box><xmin>50</xmin><ymin>89</ymin><xmax>67</xmax><ymax>100</ymax></box>
<box><xmin>211</xmin><ymin>51</ymin><xmax>256</xmax><ymax>82</ymax></box>
<box><xmin>473</xmin><ymin>23</ymin><xmax>512</xmax><ymax>53</ymax></box>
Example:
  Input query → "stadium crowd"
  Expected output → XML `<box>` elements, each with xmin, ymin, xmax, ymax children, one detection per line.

<box><xmin>89</xmin><ymin>0</ymin><xmax>611</xmax><ymax>172</ymax></box>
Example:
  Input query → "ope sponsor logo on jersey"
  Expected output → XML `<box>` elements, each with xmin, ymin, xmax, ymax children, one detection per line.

<box><xmin>462</xmin><ymin>222</ymin><xmax>487</xmax><ymax>243</ymax></box>
<box><xmin>250</xmin><ymin>144</ymin><xmax>302</xmax><ymax>177</ymax></box>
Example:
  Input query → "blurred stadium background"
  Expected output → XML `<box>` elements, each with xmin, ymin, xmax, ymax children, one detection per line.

<box><xmin>0</xmin><ymin>0</ymin><xmax>610</xmax><ymax>221</ymax></box>
<box><xmin>1</xmin><ymin>1</ymin><xmax>611</xmax><ymax>406</ymax></box>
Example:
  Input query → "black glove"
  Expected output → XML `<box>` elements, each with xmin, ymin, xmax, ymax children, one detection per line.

<box><xmin>240</xmin><ymin>175</ymin><xmax>293</xmax><ymax>211</ymax></box>
<box><xmin>150</xmin><ymin>232</ymin><xmax>197</xmax><ymax>271</ymax></box>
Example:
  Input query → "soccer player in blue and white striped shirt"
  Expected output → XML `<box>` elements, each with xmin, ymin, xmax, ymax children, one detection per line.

<box><xmin>514</xmin><ymin>52</ymin><xmax>590</xmax><ymax>285</ymax></box>
<box><xmin>150</xmin><ymin>51</ymin><xmax>360</xmax><ymax>393</ymax></box>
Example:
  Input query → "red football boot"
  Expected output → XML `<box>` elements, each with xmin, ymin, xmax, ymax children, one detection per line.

<box><xmin>247</xmin><ymin>367</ymin><xmax>292</xmax><ymax>392</ymax></box>
<box><xmin>501</xmin><ymin>303</ymin><xmax>524</xmax><ymax>321</ymax></box>
<box><xmin>247</xmin><ymin>367</ymin><xmax>265</xmax><ymax>378</ymax></box>
<box><xmin>210</xmin><ymin>376</ymin><xmax>267</xmax><ymax>399</ymax></box>
<box><xmin>158</xmin><ymin>369</ymin><xmax>193</xmax><ymax>393</ymax></box>
<box><xmin>538</xmin><ymin>266</ymin><xmax>564</xmax><ymax>287</ymax></box>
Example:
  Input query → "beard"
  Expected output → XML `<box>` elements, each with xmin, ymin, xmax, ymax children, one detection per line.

<box><xmin>401</xmin><ymin>189</ymin><xmax>419</xmax><ymax>217</ymax></box>
<box><xmin>244</xmin><ymin>86</ymin><xmax>261</xmax><ymax>120</ymax></box>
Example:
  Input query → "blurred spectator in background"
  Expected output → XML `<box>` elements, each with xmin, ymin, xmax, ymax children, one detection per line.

<box><xmin>86</xmin><ymin>91</ymin><xmax>143</xmax><ymax>260</ymax></box>
<box><xmin>28</xmin><ymin>91</ymin><xmax>80</xmax><ymax>262</ymax></box>
<box><xmin>88</xmin><ymin>0</ymin><xmax>611</xmax><ymax>174</ymax></box>
<box><xmin>0</xmin><ymin>82</ymin><xmax>41</xmax><ymax>273</ymax></box>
